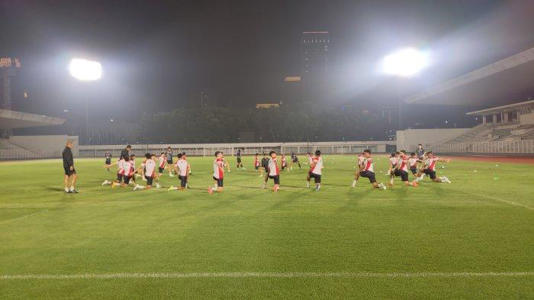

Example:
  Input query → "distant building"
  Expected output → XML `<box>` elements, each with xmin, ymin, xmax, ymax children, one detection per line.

<box><xmin>256</xmin><ymin>103</ymin><xmax>280</xmax><ymax>109</ymax></box>
<box><xmin>300</xmin><ymin>32</ymin><xmax>330</xmax><ymax>103</ymax></box>
<box><xmin>301</xmin><ymin>31</ymin><xmax>329</xmax><ymax>76</ymax></box>
<box><xmin>0</xmin><ymin>57</ymin><xmax>21</xmax><ymax>110</ymax></box>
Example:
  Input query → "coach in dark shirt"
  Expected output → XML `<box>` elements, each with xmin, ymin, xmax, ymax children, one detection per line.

<box><xmin>62</xmin><ymin>140</ymin><xmax>78</xmax><ymax>193</ymax></box>
<box><xmin>120</xmin><ymin>144</ymin><xmax>131</xmax><ymax>160</ymax></box>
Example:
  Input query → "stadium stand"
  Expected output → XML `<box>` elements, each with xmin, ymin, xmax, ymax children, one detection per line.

<box><xmin>0</xmin><ymin>138</ymin><xmax>44</xmax><ymax>160</ymax></box>
<box><xmin>0</xmin><ymin>109</ymin><xmax>69</xmax><ymax>160</ymax></box>
<box><xmin>428</xmin><ymin>100</ymin><xmax>534</xmax><ymax>154</ymax></box>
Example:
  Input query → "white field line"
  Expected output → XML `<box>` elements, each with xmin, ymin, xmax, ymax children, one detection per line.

<box><xmin>477</xmin><ymin>194</ymin><xmax>534</xmax><ymax>211</ymax></box>
<box><xmin>0</xmin><ymin>209</ymin><xmax>48</xmax><ymax>225</ymax></box>
<box><xmin>1</xmin><ymin>272</ymin><xmax>533</xmax><ymax>280</ymax></box>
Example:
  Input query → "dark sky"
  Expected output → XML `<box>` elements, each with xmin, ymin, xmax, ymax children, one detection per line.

<box><xmin>2</xmin><ymin>0</ymin><xmax>532</xmax><ymax>119</ymax></box>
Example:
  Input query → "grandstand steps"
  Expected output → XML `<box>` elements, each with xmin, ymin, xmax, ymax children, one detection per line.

<box><xmin>0</xmin><ymin>139</ymin><xmax>45</xmax><ymax>160</ymax></box>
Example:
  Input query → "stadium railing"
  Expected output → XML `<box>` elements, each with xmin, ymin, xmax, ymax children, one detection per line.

<box><xmin>77</xmin><ymin>141</ymin><xmax>394</xmax><ymax>158</ymax></box>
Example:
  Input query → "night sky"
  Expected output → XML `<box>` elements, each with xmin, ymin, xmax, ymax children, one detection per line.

<box><xmin>2</xmin><ymin>0</ymin><xmax>533</xmax><ymax>120</ymax></box>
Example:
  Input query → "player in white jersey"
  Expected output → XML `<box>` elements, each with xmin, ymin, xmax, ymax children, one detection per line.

<box><xmin>157</xmin><ymin>152</ymin><xmax>167</xmax><ymax>174</ymax></box>
<box><xmin>102</xmin><ymin>157</ymin><xmax>124</xmax><ymax>186</ymax></box>
<box><xmin>388</xmin><ymin>152</ymin><xmax>401</xmax><ymax>185</ymax></box>
<box><xmin>358</xmin><ymin>149</ymin><xmax>387</xmax><ymax>190</ymax></box>
<box><xmin>308</xmin><ymin>150</ymin><xmax>324</xmax><ymax>191</ymax></box>
<box><xmin>306</xmin><ymin>152</ymin><xmax>313</xmax><ymax>165</ymax></box>
<box><xmin>281</xmin><ymin>154</ymin><xmax>288</xmax><ymax>171</ymax></box>
<box><xmin>134</xmin><ymin>153</ymin><xmax>158</xmax><ymax>190</ymax></box>
<box><xmin>102</xmin><ymin>157</ymin><xmax>125</xmax><ymax>186</ymax></box>
<box><xmin>393</xmin><ymin>152</ymin><xmax>418</xmax><ymax>187</ymax></box>
<box><xmin>169</xmin><ymin>153</ymin><xmax>190</xmax><ymax>191</ymax></box>
<box><xmin>415</xmin><ymin>152</ymin><xmax>451</xmax><ymax>183</ymax></box>
<box><xmin>265</xmin><ymin>150</ymin><xmax>281</xmax><ymax>192</ymax></box>
<box><xmin>352</xmin><ymin>152</ymin><xmax>366</xmax><ymax>187</ymax></box>
<box><xmin>208</xmin><ymin>151</ymin><xmax>225</xmax><ymax>194</ymax></box>
<box><xmin>129</xmin><ymin>154</ymin><xmax>137</xmax><ymax>184</ymax></box>
<box><xmin>254</xmin><ymin>153</ymin><xmax>261</xmax><ymax>174</ymax></box>
<box><xmin>408</xmin><ymin>152</ymin><xmax>420</xmax><ymax>175</ymax></box>
<box><xmin>111</xmin><ymin>156</ymin><xmax>134</xmax><ymax>188</ymax></box>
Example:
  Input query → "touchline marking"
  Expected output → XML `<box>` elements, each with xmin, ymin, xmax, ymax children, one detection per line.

<box><xmin>1</xmin><ymin>272</ymin><xmax>533</xmax><ymax>280</ymax></box>
<box><xmin>473</xmin><ymin>193</ymin><xmax>534</xmax><ymax>211</ymax></box>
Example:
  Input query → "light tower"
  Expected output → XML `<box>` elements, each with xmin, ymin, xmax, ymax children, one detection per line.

<box><xmin>69</xmin><ymin>58</ymin><xmax>102</xmax><ymax>144</ymax></box>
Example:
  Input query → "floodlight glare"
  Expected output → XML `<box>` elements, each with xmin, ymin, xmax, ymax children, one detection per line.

<box><xmin>69</xmin><ymin>58</ymin><xmax>102</xmax><ymax>81</ymax></box>
<box><xmin>382</xmin><ymin>48</ymin><xmax>429</xmax><ymax>77</ymax></box>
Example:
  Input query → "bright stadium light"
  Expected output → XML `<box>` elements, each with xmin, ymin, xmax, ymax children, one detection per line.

<box><xmin>69</xmin><ymin>58</ymin><xmax>102</xmax><ymax>81</ymax></box>
<box><xmin>382</xmin><ymin>48</ymin><xmax>429</xmax><ymax>77</ymax></box>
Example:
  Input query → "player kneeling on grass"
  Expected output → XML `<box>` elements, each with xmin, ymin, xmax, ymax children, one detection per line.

<box><xmin>134</xmin><ymin>153</ymin><xmax>157</xmax><ymax>190</ymax></box>
<box><xmin>266</xmin><ymin>150</ymin><xmax>281</xmax><ymax>192</ymax></box>
<box><xmin>208</xmin><ymin>151</ymin><xmax>225</xmax><ymax>194</ymax></box>
<box><xmin>102</xmin><ymin>157</ymin><xmax>125</xmax><ymax>186</ymax></box>
<box><xmin>112</xmin><ymin>156</ymin><xmax>134</xmax><ymax>188</ymax></box>
<box><xmin>352</xmin><ymin>152</ymin><xmax>365</xmax><ymax>187</ymax></box>
<box><xmin>158</xmin><ymin>152</ymin><xmax>167</xmax><ymax>175</ymax></box>
<box><xmin>408</xmin><ymin>152</ymin><xmax>420</xmax><ymax>176</ymax></box>
<box><xmin>393</xmin><ymin>151</ymin><xmax>418</xmax><ymax>187</ymax></box>
<box><xmin>359</xmin><ymin>149</ymin><xmax>387</xmax><ymax>190</ymax></box>
<box><xmin>415</xmin><ymin>151</ymin><xmax>451</xmax><ymax>183</ymax></box>
<box><xmin>388</xmin><ymin>151</ymin><xmax>401</xmax><ymax>186</ymax></box>
<box><xmin>307</xmin><ymin>150</ymin><xmax>323</xmax><ymax>191</ymax></box>
<box><xmin>169</xmin><ymin>153</ymin><xmax>190</xmax><ymax>191</ymax></box>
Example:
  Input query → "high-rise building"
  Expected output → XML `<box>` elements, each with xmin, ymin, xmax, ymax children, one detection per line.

<box><xmin>301</xmin><ymin>31</ymin><xmax>329</xmax><ymax>76</ymax></box>
<box><xmin>300</xmin><ymin>32</ymin><xmax>329</xmax><ymax>103</ymax></box>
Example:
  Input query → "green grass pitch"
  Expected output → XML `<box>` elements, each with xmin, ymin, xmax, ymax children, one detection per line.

<box><xmin>1</xmin><ymin>155</ymin><xmax>533</xmax><ymax>299</ymax></box>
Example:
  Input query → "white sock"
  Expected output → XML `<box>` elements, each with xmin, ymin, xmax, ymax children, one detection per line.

<box><xmin>64</xmin><ymin>187</ymin><xmax>69</xmax><ymax>192</ymax></box>
<box><xmin>352</xmin><ymin>180</ymin><xmax>357</xmax><ymax>187</ymax></box>
<box><xmin>69</xmin><ymin>186</ymin><xmax>74</xmax><ymax>192</ymax></box>
<box><xmin>134</xmin><ymin>184</ymin><xmax>145</xmax><ymax>190</ymax></box>
<box><xmin>306</xmin><ymin>181</ymin><xmax>310</xmax><ymax>188</ymax></box>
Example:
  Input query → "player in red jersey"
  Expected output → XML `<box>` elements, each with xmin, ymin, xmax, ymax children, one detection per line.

<box><xmin>408</xmin><ymin>152</ymin><xmax>420</xmax><ymax>175</ymax></box>
<box><xmin>352</xmin><ymin>152</ymin><xmax>365</xmax><ymax>187</ymax></box>
<box><xmin>158</xmin><ymin>152</ymin><xmax>167</xmax><ymax>174</ymax></box>
<box><xmin>169</xmin><ymin>153</ymin><xmax>191</xmax><ymax>191</ymax></box>
<box><xmin>254</xmin><ymin>153</ymin><xmax>261</xmax><ymax>175</ymax></box>
<box><xmin>208</xmin><ymin>151</ymin><xmax>225</xmax><ymax>194</ymax></box>
<box><xmin>308</xmin><ymin>150</ymin><xmax>324</xmax><ymax>191</ymax></box>
<box><xmin>281</xmin><ymin>154</ymin><xmax>288</xmax><ymax>171</ymax></box>
<box><xmin>134</xmin><ymin>153</ymin><xmax>158</xmax><ymax>190</ymax></box>
<box><xmin>415</xmin><ymin>152</ymin><xmax>451</xmax><ymax>183</ymax></box>
<box><xmin>111</xmin><ymin>156</ymin><xmax>134</xmax><ymax>188</ymax></box>
<box><xmin>388</xmin><ymin>151</ymin><xmax>401</xmax><ymax>186</ymax></box>
<box><xmin>358</xmin><ymin>149</ymin><xmax>387</xmax><ymax>190</ymax></box>
<box><xmin>266</xmin><ymin>150</ymin><xmax>281</xmax><ymax>192</ymax></box>
<box><xmin>392</xmin><ymin>151</ymin><xmax>418</xmax><ymax>187</ymax></box>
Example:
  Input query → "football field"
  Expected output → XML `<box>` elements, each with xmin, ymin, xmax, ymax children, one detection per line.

<box><xmin>1</xmin><ymin>155</ymin><xmax>533</xmax><ymax>299</ymax></box>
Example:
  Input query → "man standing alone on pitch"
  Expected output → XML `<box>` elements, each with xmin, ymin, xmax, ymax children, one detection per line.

<box><xmin>62</xmin><ymin>140</ymin><xmax>78</xmax><ymax>193</ymax></box>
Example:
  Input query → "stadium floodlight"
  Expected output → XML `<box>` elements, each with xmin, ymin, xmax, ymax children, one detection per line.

<box><xmin>69</xmin><ymin>58</ymin><xmax>102</xmax><ymax>81</ymax></box>
<box><xmin>382</xmin><ymin>48</ymin><xmax>429</xmax><ymax>77</ymax></box>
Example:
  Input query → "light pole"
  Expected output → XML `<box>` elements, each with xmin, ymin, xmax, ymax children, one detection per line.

<box><xmin>69</xmin><ymin>58</ymin><xmax>102</xmax><ymax>144</ymax></box>
<box><xmin>381</xmin><ymin>48</ymin><xmax>429</xmax><ymax>130</ymax></box>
